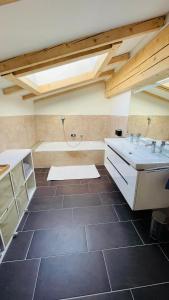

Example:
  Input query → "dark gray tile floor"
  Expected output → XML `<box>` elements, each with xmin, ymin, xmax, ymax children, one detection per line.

<box><xmin>1</xmin><ymin>166</ymin><xmax>169</xmax><ymax>300</ymax></box>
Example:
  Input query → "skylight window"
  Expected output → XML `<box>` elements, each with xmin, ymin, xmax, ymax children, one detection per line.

<box><xmin>21</xmin><ymin>54</ymin><xmax>105</xmax><ymax>87</ymax></box>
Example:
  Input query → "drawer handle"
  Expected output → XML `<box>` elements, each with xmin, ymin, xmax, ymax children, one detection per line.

<box><xmin>107</xmin><ymin>145</ymin><xmax>130</xmax><ymax>165</ymax></box>
<box><xmin>107</xmin><ymin>157</ymin><xmax>128</xmax><ymax>185</ymax></box>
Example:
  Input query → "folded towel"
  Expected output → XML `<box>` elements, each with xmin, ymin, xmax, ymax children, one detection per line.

<box><xmin>165</xmin><ymin>179</ymin><xmax>169</xmax><ymax>189</ymax></box>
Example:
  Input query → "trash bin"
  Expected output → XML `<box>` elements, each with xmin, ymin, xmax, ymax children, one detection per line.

<box><xmin>150</xmin><ymin>210</ymin><xmax>168</xmax><ymax>241</ymax></box>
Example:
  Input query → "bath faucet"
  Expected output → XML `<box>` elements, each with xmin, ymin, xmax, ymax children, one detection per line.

<box><xmin>159</xmin><ymin>141</ymin><xmax>169</xmax><ymax>153</ymax></box>
<box><xmin>145</xmin><ymin>141</ymin><xmax>156</xmax><ymax>153</ymax></box>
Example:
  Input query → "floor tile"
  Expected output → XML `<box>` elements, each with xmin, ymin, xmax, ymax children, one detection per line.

<box><xmin>23</xmin><ymin>209</ymin><xmax>72</xmax><ymax>230</ymax></box>
<box><xmin>49</xmin><ymin>179</ymin><xmax>81</xmax><ymax>186</ymax></box>
<box><xmin>29</xmin><ymin>195</ymin><xmax>63</xmax><ymax>211</ymax></box>
<box><xmin>27</xmin><ymin>226</ymin><xmax>87</xmax><ymax>258</ymax></box>
<box><xmin>133</xmin><ymin>219</ymin><xmax>169</xmax><ymax>244</ymax></box>
<box><xmin>104</xmin><ymin>245</ymin><xmax>169</xmax><ymax>290</ymax></box>
<box><xmin>35</xmin><ymin>168</ymin><xmax>49</xmax><ymax>173</ymax></box>
<box><xmin>132</xmin><ymin>282</ymin><xmax>169</xmax><ymax>300</ymax></box>
<box><xmin>100</xmin><ymin>192</ymin><xmax>125</xmax><ymax>205</ymax></box>
<box><xmin>160</xmin><ymin>243</ymin><xmax>169</xmax><ymax>260</ymax></box>
<box><xmin>34</xmin><ymin>186</ymin><xmax>56</xmax><ymax>197</ymax></box>
<box><xmin>0</xmin><ymin>259</ymin><xmax>39</xmax><ymax>300</ymax></box>
<box><xmin>3</xmin><ymin>231</ymin><xmax>34</xmax><ymax>262</ymax></box>
<box><xmin>63</xmin><ymin>193</ymin><xmax>101</xmax><ymax>208</ymax></box>
<box><xmin>34</xmin><ymin>252</ymin><xmax>110</xmax><ymax>300</ymax></box>
<box><xmin>80</xmin><ymin>175</ymin><xmax>110</xmax><ymax>184</ymax></box>
<box><xmin>88</xmin><ymin>182</ymin><xmax>118</xmax><ymax>193</ymax></box>
<box><xmin>86</xmin><ymin>222</ymin><xmax>142</xmax><ymax>251</ymax></box>
<box><xmin>114</xmin><ymin>204</ymin><xmax>148</xmax><ymax>221</ymax></box>
<box><xmin>73</xmin><ymin>205</ymin><xmax>118</xmax><ymax>225</ymax></box>
<box><xmin>57</xmin><ymin>184</ymin><xmax>89</xmax><ymax>195</ymax></box>
<box><xmin>73</xmin><ymin>291</ymin><xmax>133</xmax><ymax>300</ymax></box>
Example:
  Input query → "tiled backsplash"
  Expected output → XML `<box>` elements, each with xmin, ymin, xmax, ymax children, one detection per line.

<box><xmin>1</xmin><ymin>114</ymin><xmax>169</xmax><ymax>153</ymax></box>
<box><xmin>128</xmin><ymin>115</ymin><xmax>169</xmax><ymax>140</ymax></box>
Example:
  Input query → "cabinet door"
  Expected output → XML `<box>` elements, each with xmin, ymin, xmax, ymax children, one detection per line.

<box><xmin>16</xmin><ymin>187</ymin><xmax>28</xmax><ymax>216</ymax></box>
<box><xmin>11</xmin><ymin>162</ymin><xmax>25</xmax><ymax>196</ymax></box>
<box><xmin>0</xmin><ymin>174</ymin><xmax>14</xmax><ymax>217</ymax></box>
<box><xmin>0</xmin><ymin>201</ymin><xmax>19</xmax><ymax>246</ymax></box>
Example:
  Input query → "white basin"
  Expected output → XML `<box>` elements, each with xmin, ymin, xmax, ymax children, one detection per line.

<box><xmin>105</xmin><ymin>138</ymin><xmax>169</xmax><ymax>169</ymax></box>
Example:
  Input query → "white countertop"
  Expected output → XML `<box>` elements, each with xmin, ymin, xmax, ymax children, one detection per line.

<box><xmin>0</xmin><ymin>149</ymin><xmax>31</xmax><ymax>181</ymax></box>
<box><xmin>105</xmin><ymin>138</ymin><xmax>169</xmax><ymax>169</ymax></box>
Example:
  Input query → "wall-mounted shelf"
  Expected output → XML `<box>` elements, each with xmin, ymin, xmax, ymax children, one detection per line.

<box><xmin>0</xmin><ymin>149</ymin><xmax>36</xmax><ymax>261</ymax></box>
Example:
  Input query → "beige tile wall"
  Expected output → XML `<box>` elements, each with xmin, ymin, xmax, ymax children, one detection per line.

<box><xmin>1</xmin><ymin>114</ymin><xmax>168</xmax><ymax>154</ymax></box>
<box><xmin>128</xmin><ymin>115</ymin><xmax>169</xmax><ymax>140</ymax></box>
<box><xmin>35</xmin><ymin>115</ymin><xmax>128</xmax><ymax>142</ymax></box>
<box><xmin>0</xmin><ymin>116</ymin><xmax>36</xmax><ymax>152</ymax></box>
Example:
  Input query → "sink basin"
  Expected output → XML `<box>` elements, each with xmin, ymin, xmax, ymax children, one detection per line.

<box><xmin>105</xmin><ymin>138</ymin><xmax>169</xmax><ymax>169</ymax></box>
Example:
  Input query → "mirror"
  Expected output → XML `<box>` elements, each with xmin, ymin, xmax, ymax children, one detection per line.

<box><xmin>128</xmin><ymin>77</ymin><xmax>169</xmax><ymax>141</ymax></box>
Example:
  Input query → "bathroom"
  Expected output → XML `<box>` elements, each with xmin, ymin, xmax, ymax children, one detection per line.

<box><xmin>0</xmin><ymin>1</ymin><xmax>169</xmax><ymax>300</ymax></box>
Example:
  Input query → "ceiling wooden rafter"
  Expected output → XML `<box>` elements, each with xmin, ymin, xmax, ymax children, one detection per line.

<box><xmin>0</xmin><ymin>0</ymin><xmax>18</xmax><ymax>6</ymax></box>
<box><xmin>106</xmin><ymin>23</ymin><xmax>169</xmax><ymax>97</ymax></box>
<box><xmin>0</xmin><ymin>15</ymin><xmax>165</xmax><ymax>75</ymax></box>
<box><xmin>1</xmin><ymin>15</ymin><xmax>166</xmax><ymax>101</ymax></box>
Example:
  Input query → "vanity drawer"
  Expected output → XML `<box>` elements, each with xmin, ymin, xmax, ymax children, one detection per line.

<box><xmin>0</xmin><ymin>201</ymin><xmax>19</xmax><ymax>246</ymax></box>
<box><xmin>16</xmin><ymin>186</ymin><xmax>29</xmax><ymax>216</ymax></box>
<box><xmin>0</xmin><ymin>174</ymin><xmax>14</xmax><ymax>217</ymax></box>
<box><xmin>105</xmin><ymin>145</ymin><xmax>137</xmax><ymax>185</ymax></box>
<box><xmin>105</xmin><ymin>157</ymin><xmax>136</xmax><ymax>208</ymax></box>
<box><xmin>11</xmin><ymin>162</ymin><xmax>25</xmax><ymax>196</ymax></box>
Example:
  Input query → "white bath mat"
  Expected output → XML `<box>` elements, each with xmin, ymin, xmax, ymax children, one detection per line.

<box><xmin>47</xmin><ymin>165</ymin><xmax>100</xmax><ymax>181</ymax></box>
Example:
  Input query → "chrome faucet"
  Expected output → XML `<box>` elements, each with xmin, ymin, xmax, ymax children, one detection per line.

<box><xmin>159</xmin><ymin>141</ymin><xmax>169</xmax><ymax>153</ymax></box>
<box><xmin>145</xmin><ymin>141</ymin><xmax>156</xmax><ymax>153</ymax></box>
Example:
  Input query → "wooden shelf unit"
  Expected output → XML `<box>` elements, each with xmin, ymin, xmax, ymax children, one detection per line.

<box><xmin>0</xmin><ymin>149</ymin><xmax>36</xmax><ymax>261</ymax></box>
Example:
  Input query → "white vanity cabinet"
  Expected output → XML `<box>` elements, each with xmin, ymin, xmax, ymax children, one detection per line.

<box><xmin>104</xmin><ymin>140</ymin><xmax>169</xmax><ymax>210</ymax></box>
<box><xmin>0</xmin><ymin>149</ymin><xmax>36</xmax><ymax>255</ymax></box>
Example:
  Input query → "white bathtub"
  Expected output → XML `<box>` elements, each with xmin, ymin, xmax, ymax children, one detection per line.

<box><xmin>35</xmin><ymin>141</ymin><xmax>105</xmax><ymax>152</ymax></box>
<box><xmin>33</xmin><ymin>141</ymin><xmax>105</xmax><ymax>168</ymax></box>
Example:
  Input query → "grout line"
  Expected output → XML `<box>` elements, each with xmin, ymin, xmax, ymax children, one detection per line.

<box><xmin>25</xmin><ymin>231</ymin><xmax>35</xmax><ymax>260</ymax></box>
<box><xmin>2</xmin><ymin>244</ymin><xmax>149</xmax><ymax>264</ymax></box>
<box><xmin>113</xmin><ymin>206</ymin><xmax>120</xmax><ymax>222</ymax></box>
<box><xmin>19</xmin><ymin>212</ymin><xmax>29</xmax><ymax>231</ymax></box>
<box><xmin>27</xmin><ymin>203</ymin><xmax>131</xmax><ymax>213</ymax></box>
<box><xmin>18</xmin><ymin>219</ymin><xmax>158</xmax><ymax>233</ymax></box>
<box><xmin>61</xmin><ymin>195</ymin><xmax>64</xmax><ymax>209</ymax></box>
<box><xmin>158</xmin><ymin>244</ymin><xmax>169</xmax><ymax>261</ymax></box>
<box><xmin>84</xmin><ymin>226</ymin><xmax>89</xmax><ymax>252</ymax></box>
<box><xmin>58</xmin><ymin>290</ymin><xmax>130</xmax><ymax>300</ymax></box>
<box><xmin>130</xmin><ymin>289</ymin><xmax>135</xmax><ymax>300</ymax></box>
<box><xmin>131</xmin><ymin>220</ymin><xmax>145</xmax><ymax>245</ymax></box>
<box><xmin>102</xmin><ymin>251</ymin><xmax>112</xmax><ymax>291</ymax></box>
<box><xmin>130</xmin><ymin>280</ymin><xmax>169</xmax><ymax>291</ymax></box>
<box><xmin>3</xmin><ymin>243</ymin><xmax>168</xmax><ymax>264</ymax></box>
<box><xmin>31</xmin><ymin>258</ymin><xmax>41</xmax><ymax>300</ymax></box>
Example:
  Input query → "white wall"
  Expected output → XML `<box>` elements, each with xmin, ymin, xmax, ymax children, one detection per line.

<box><xmin>130</xmin><ymin>92</ymin><xmax>169</xmax><ymax>116</ymax></box>
<box><xmin>0</xmin><ymin>90</ymin><xmax>34</xmax><ymax>116</ymax></box>
<box><xmin>34</xmin><ymin>82</ymin><xmax>131</xmax><ymax>116</ymax></box>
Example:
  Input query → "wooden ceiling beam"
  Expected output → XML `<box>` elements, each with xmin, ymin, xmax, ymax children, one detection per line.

<box><xmin>0</xmin><ymin>0</ymin><xmax>19</xmax><ymax>6</ymax></box>
<box><xmin>104</xmin><ymin>52</ymin><xmax>130</xmax><ymax>71</ymax></box>
<box><xmin>94</xmin><ymin>42</ymin><xmax>122</xmax><ymax>78</ymax></box>
<box><xmin>13</xmin><ymin>44</ymin><xmax>112</xmax><ymax>77</ymax></box>
<box><xmin>108</xmin><ymin>52</ymin><xmax>130</xmax><ymax>65</ymax></box>
<box><xmin>2</xmin><ymin>85</ymin><xmax>23</xmax><ymax>95</ymax></box>
<box><xmin>157</xmin><ymin>85</ymin><xmax>169</xmax><ymax>92</ymax></box>
<box><xmin>106</xmin><ymin>23</ymin><xmax>169</xmax><ymax>97</ymax></box>
<box><xmin>0</xmin><ymin>16</ymin><xmax>165</xmax><ymax>75</ymax></box>
<box><xmin>4</xmin><ymin>74</ymin><xmax>39</xmax><ymax>95</ymax></box>
<box><xmin>143</xmin><ymin>90</ymin><xmax>169</xmax><ymax>102</ymax></box>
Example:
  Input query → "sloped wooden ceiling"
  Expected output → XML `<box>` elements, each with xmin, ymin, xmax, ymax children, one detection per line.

<box><xmin>0</xmin><ymin>14</ymin><xmax>168</xmax><ymax>101</ymax></box>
